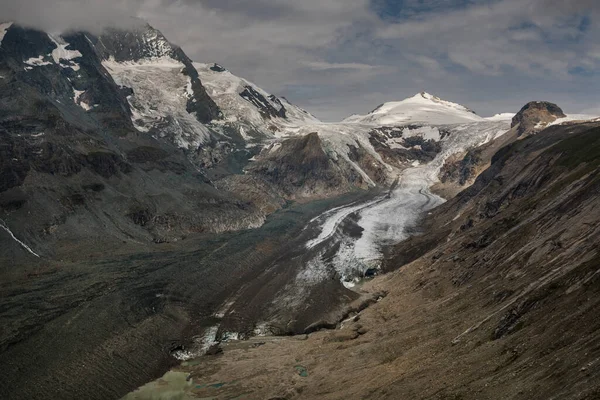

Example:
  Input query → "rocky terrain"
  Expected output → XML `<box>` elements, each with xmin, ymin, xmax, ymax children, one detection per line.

<box><xmin>123</xmin><ymin>119</ymin><xmax>600</xmax><ymax>400</ymax></box>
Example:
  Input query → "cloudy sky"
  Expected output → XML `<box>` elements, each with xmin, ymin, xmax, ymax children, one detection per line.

<box><xmin>3</xmin><ymin>0</ymin><xmax>600</xmax><ymax>121</ymax></box>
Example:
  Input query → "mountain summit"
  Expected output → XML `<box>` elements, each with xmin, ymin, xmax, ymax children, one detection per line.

<box><xmin>343</xmin><ymin>92</ymin><xmax>483</xmax><ymax>126</ymax></box>
<box><xmin>511</xmin><ymin>101</ymin><xmax>566</xmax><ymax>136</ymax></box>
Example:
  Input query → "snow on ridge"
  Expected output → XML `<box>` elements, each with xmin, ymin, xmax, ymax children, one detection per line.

<box><xmin>194</xmin><ymin>62</ymin><xmax>320</xmax><ymax>139</ymax></box>
<box><xmin>549</xmin><ymin>114</ymin><xmax>600</xmax><ymax>127</ymax></box>
<box><xmin>0</xmin><ymin>22</ymin><xmax>13</xmax><ymax>46</ymax></box>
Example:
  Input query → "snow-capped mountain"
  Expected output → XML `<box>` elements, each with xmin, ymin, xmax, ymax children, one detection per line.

<box><xmin>0</xmin><ymin>19</ymin><xmax>516</xmax><ymax>248</ymax></box>
<box><xmin>343</xmin><ymin>92</ymin><xmax>483</xmax><ymax>125</ymax></box>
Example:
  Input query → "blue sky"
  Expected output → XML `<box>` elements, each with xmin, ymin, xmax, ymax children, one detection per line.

<box><xmin>4</xmin><ymin>0</ymin><xmax>600</xmax><ymax>120</ymax></box>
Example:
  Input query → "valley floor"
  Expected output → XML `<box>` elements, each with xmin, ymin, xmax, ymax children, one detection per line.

<box><xmin>123</xmin><ymin>222</ymin><xmax>600</xmax><ymax>400</ymax></box>
<box><xmin>0</xmin><ymin>189</ymin><xmax>380</xmax><ymax>400</ymax></box>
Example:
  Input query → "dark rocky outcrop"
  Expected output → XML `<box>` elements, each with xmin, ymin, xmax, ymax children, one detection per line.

<box><xmin>239</xmin><ymin>85</ymin><xmax>286</xmax><ymax>119</ymax></box>
<box><xmin>368</xmin><ymin>125</ymin><xmax>443</xmax><ymax>168</ymax></box>
<box><xmin>439</xmin><ymin>148</ymin><xmax>482</xmax><ymax>186</ymax></box>
<box><xmin>246</xmin><ymin>132</ymin><xmax>349</xmax><ymax>198</ymax></box>
<box><xmin>209</xmin><ymin>63</ymin><xmax>227</xmax><ymax>72</ymax></box>
<box><xmin>512</xmin><ymin>101</ymin><xmax>566</xmax><ymax>136</ymax></box>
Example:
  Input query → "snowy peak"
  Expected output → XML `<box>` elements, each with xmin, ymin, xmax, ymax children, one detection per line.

<box><xmin>344</xmin><ymin>91</ymin><xmax>483</xmax><ymax>126</ymax></box>
<box><xmin>194</xmin><ymin>62</ymin><xmax>320</xmax><ymax>138</ymax></box>
<box><xmin>98</xmin><ymin>22</ymin><xmax>221</xmax><ymax>129</ymax></box>
<box><xmin>96</xmin><ymin>22</ymin><xmax>186</xmax><ymax>64</ymax></box>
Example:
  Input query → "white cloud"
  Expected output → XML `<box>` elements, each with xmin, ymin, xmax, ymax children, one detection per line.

<box><xmin>303</xmin><ymin>61</ymin><xmax>380</xmax><ymax>71</ymax></box>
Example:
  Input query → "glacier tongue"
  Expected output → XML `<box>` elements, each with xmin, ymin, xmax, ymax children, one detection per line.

<box><xmin>298</xmin><ymin>120</ymin><xmax>510</xmax><ymax>285</ymax></box>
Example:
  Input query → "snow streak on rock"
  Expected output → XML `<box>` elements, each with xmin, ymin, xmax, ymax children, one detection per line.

<box><xmin>0</xmin><ymin>219</ymin><xmax>40</xmax><ymax>258</ymax></box>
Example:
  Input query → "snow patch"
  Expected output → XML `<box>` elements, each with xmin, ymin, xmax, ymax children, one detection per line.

<box><xmin>0</xmin><ymin>22</ymin><xmax>12</xmax><ymax>46</ymax></box>
<box><xmin>24</xmin><ymin>56</ymin><xmax>52</xmax><ymax>67</ymax></box>
<box><xmin>72</xmin><ymin>89</ymin><xmax>93</xmax><ymax>110</ymax></box>
<box><xmin>48</xmin><ymin>35</ymin><xmax>82</xmax><ymax>71</ymax></box>
<box><xmin>73</xmin><ymin>89</ymin><xmax>84</xmax><ymax>103</ymax></box>
<box><xmin>80</xmin><ymin>101</ymin><xmax>94</xmax><ymax>111</ymax></box>
<box><xmin>0</xmin><ymin>219</ymin><xmax>40</xmax><ymax>258</ymax></box>
<box><xmin>549</xmin><ymin>114</ymin><xmax>600</xmax><ymax>126</ymax></box>
<box><xmin>485</xmin><ymin>113</ymin><xmax>515</xmax><ymax>122</ymax></box>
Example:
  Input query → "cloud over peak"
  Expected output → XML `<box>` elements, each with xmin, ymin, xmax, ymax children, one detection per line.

<box><xmin>2</xmin><ymin>0</ymin><xmax>599</xmax><ymax>120</ymax></box>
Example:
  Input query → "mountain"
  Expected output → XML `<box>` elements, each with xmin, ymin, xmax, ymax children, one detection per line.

<box><xmin>343</xmin><ymin>91</ymin><xmax>484</xmax><ymax>125</ymax></box>
<box><xmin>0</xmin><ymin>22</ymin><xmax>268</xmax><ymax>262</ymax></box>
<box><xmin>511</xmin><ymin>101</ymin><xmax>566</xmax><ymax>136</ymax></box>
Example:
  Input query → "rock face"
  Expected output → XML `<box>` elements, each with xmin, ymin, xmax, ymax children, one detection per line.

<box><xmin>239</xmin><ymin>85</ymin><xmax>286</xmax><ymax>119</ymax></box>
<box><xmin>244</xmin><ymin>132</ymin><xmax>361</xmax><ymax>199</ymax></box>
<box><xmin>511</xmin><ymin>101</ymin><xmax>566</xmax><ymax>136</ymax></box>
